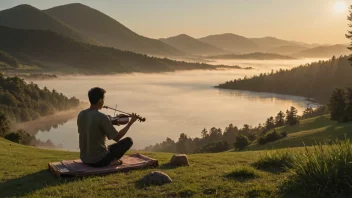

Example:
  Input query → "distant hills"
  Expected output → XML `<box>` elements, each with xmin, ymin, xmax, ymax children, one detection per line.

<box><xmin>0</xmin><ymin>26</ymin><xmax>229</xmax><ymax>74</ymax></box>
<box><xmin>198</xmin><ymin>33</ymin><xmax>259</xmax><ymax>53</ymax></box>
<box><xmin>44</xmin><ymin>3</ymin><xmax>183</xmax><ymax>56</ymax></box>
<box><xmin>292</xmin><ymin>44</ymin><xmax>350</xmax><ymax>58</ymax></box>
<box><xmin>159</xmin><ymin>34</ymin><xmax>226</xmax><ymax>56</ymax></box>
<box><xmin>266</xmin><ymin>45</ymin><xmax>309</xmax><ymax>55</ymax></box>
<box><xmin>250</xmin><ymin>36</ymin><xmax>299</xmax><ymax>49</ymax></box>
<box><xmin>0</xmin><ymin>3</ymin><xmax>348</xmax><ymax>61</ymax></box>
<box><xmin>0</xmin><ymin>4</ymin><xmax>95</xmax><ymax>44</ymax></box>
<box><xmin>206</xmin><ymin>52</ymin><xmax>296</xmax><ymax>60</ymax></box>
<box><xmin>216</xmin><ymin>55</ymin><xmax>352</xmax><ymax>103</ymax></box>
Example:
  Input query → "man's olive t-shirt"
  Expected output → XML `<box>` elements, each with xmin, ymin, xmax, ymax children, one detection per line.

<box><xmin>77</xmin><ymin>108</ymin><xmax>119</xmax><ymax>163</ymax></box>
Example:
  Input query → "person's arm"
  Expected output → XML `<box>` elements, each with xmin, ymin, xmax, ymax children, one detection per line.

<box><xmin>113</xmin><ymin>113</ymin><xmax>138</xmax><ymax>142</ymax></box>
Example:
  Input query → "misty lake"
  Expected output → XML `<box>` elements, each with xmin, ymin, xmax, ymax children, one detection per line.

<box><xmin>22</xmin><ymin>58</ymin><xmax>325</xmax><ymax>150</ymax></box>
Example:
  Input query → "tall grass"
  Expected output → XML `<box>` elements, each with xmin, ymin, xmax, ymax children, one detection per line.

<box><xmin>251</xmin><ymin>150</ymin><xmax>295</xmax><ymax>171</ymax></box>
<box><xmin>225</xmin><ymin>166</ymin><xmax>259</xmax><ymax>180</ymax></box>
<box><xmin>284</xmin><ymin>138</ymin><xmax>352</xmax><ymax>196</ymax></box>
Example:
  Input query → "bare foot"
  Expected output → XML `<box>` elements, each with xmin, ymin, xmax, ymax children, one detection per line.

<box><xmin>110</xmin><ymin>160</ymin><xmax>123</xmax><ymax>166</ymax></box>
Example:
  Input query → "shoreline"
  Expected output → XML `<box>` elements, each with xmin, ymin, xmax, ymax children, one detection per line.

<box><xmin>10</xmin><ymin>103</ymin><xmax>87</xmax><ymax>135</ymax></box>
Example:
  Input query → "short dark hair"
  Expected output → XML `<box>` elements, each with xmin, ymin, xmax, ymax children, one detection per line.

<box><xmin>88</xmin><ymin>87</ymin><xmax>106</xmax><ymax>104</ymax></box>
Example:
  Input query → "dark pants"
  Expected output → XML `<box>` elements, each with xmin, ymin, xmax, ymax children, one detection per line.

<box><xmin>86</xmin><ymin>137</ymin><xmax>133</xmax><ymax>167</ymax></box>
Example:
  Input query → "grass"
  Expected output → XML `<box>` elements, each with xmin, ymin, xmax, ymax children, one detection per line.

<box><xmin>225</xmin><ymin>166</ymin><xmax>259</xmax><ymax>181</ymax></box>
<box><xmin>251</xmin><ymin>150</ymin><xmax>295</xmax><ymax>173</ymax></box>
<box><xmin>1</xmin><ymin>113</ymin><xmax>352</xmax><ymax>197</ymax></box>
<box><xmin>0</xmin><ymin>137</ymin><xmax>291</xmax><ymax>197</ymax></box>
<box><xmin>282</xmin><ymin>138</ymin><xmax>352</xmax><ymax>197</ymax></box>
<box><xmin>247</xmin><ymin>114</ymin><xmax>352</xmax><ymax>151</ymax></box>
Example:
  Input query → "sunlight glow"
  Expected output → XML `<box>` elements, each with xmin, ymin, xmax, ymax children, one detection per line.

<box><xmin>333</xmin><ymin>1</ymin><xmax>348</xmax><ymax>13</ymax></box>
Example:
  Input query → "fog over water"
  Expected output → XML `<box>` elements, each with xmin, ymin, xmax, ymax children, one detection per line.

<box><xmin>26</xmin><ymin>58</ymin><xmax>325</xmax><ymax>150</ymax></box>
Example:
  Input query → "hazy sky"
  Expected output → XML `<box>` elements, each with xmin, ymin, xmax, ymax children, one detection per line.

<box><xmin>1</xmin><ymin>0</ymin><xmax>352</xmax><ymax>44</ymax></box>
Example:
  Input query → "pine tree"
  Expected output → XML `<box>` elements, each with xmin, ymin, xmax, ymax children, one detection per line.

<box><xmin>345</xmin><ymin>88</ymin><xmax>352</xmax><ymax>121</ymax></box>
<box><xmin>275</xmin><ymin>111</ymin><xmax>286</xmax><ymax>126</ymax></box>
<box><xmin>265</xmin><ymin>116</ymin><xmax>275</xmax><ymax>130</ymax></box>
<box><xmin>346</xmin><ymin>5</ymin><xmax>352</xmax><ymax>65</ymax></box>
<box><xmin>286</xmin><ymin>106</ymin><xmax>299</xmax><ymax>126</ymax></box>
<box><xmin>328</xmin><ymin>88</ymin><xmax>347</xmax><ymax>122</ymax></box>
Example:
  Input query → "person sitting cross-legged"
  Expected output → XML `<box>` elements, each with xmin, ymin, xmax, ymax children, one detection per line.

<box><xmin>77</xmin><ymin>87</ymin><xmax>138</xmax><ymax>167</ymax></box>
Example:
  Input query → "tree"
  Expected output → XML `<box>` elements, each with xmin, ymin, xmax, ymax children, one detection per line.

<box><xmin>0</xmin><ymin>111</ymin><xmax>9</xmax><ymax>137</ymax></box>
<box><xmin>275</xmin><ymin>111</ymin><xmax>285</xmax><ymax>127</ymax></box>
<box><xmin>302</xmin><ymin>106</ymin><xmax>314</xmax><ymax>119</ymax></box>
<box><xmin>265</xmin><ymin>116</ymin><xmax>275</xmax><ymax>130</ymax></box>
<box><xmin>176</xmin><ymin>133</ymin><xmax>192</xmax><ymax>154</ymax></box>
<box><xmin>201</xmin><ymin>128</ymin><xmax>208</xmax><ymax>139</ymax></box>
<box><xmin>345</xmin><ymin>88</ymin><xmax>352</xmax><ymax>121</ymax></box>
<box><xmin>234</xmin><ymin>135</ymin><xmax>250</xmax><ymax>150</ymax></box>
<box><xmin>328</xmin><ymin>88</ymin><xmax>347</xmax><ymax>122</ymax></box>
<box><xmin>346</xmin><ymin>5</ymin><xmax>352</xmax><ymax>65</ymax></box>
<box><xmin>286</xmin><ymin>106</ymin><xmax>299</xmax><ymax>126</ymax></box>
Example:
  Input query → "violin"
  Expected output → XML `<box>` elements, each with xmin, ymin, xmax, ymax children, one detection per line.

<box><xmin>103</xmin><ymin>106</ymin><xmax>146</xmax><ymax>123</ymax></box>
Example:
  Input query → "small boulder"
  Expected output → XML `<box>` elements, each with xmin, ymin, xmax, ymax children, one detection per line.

<box><xmin>170</xmin><ymin>154</ymin><xmax>190</xmax><ymax>166</ymax></box>
<box><xmin>140</xmin><ymin>171</ymin><xmax>172</xmax><ymax>186</ymax></box>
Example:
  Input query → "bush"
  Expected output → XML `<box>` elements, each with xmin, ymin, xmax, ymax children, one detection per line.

<box><xmin>234</xmin><ymin>135</ymin><xmax>250</xmax><ymax>150</ymax></box>
<box><xmin>0</xmin><ymin>112</ymin><xmax>10</xmax><ymax>137</ymax></box>
<box><xmin>194</xmin><ymin>140</ymin><xmax>229</xmax><ymax>153</ymax></box>
<box><xmin>4</xmin><ymin>129</ymin><xmax>33</xmax><ymax>145</ymax></box>
<box><xmin>252</xmin><ymin>150</ymin><xmax>295</xmax><ymax>171</ymax></box>
<box><xmin>280</xmin><ymin>131</ymin><xmax>287</xmax><ymax>137</ymax></box>
<box><xmin>225</xmin><ymin>166</ymin><xmax>259</xmax><ymax>180</ymax></box>
<box><xmin>283</xmin><ymin>138</ymin><xmax>352</xmax><ymax>197</ymax></box>
<box><xmin>258</xmin><ymin>130</ymin><xmax>286</xmax><ymax>145</ymax></box>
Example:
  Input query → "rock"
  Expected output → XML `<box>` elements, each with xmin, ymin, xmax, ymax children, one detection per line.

<box><xmin>170</xmin><ymin>154</ymin><xmax>189</xmax><ymax>166</ymax></box>
<box><xmin>140</xmin><ymin>171</ymin><xmax>172</xmax><ymax>186</ymax></box>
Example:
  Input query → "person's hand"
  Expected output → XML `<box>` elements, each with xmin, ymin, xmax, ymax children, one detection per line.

<box><xmin>130</xmin><ymin>113</ymin><xmax>138</xmax><ymax>124</ymax></box>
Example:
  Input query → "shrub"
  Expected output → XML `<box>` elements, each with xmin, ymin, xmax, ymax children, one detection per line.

<box><xmin>258</xmin><ymin>130</ymin><xmax>286</xmax><ymax>145</ymax></box>
<box><xmin>194</xmin><ymin>140</ymin><xmax>229</xmax><ymax>153</ymax></box>
<box><xmin>4</xmin><ymin>129</ymin><xmax>32</xmax><ymax>145</ymax></box>
<box><xmin>252</xmin><ymin>150</ymin><xmax>295</xmax><ymax>171</ymax></box>
<box><xmin>0</xmin><ymin>111</ymin><xmax>10</xmax><ymax>137</ymax></box>
<box><xmin>280</xmin><ymin>131</ymin><xmax>287</xmax><ymax>137</ymax></box>
<box><xmin>234</xmin><ymin>135</ymin><xmax>250</xmax><ymax>150</ymax></box>
<box><xmin>283</xmin><ymin>138</ymin><xmax>352</xmax><ymax>197</ymax></box>
<box><xmin>225</xmin><ymin>166</ymin><xmax>259</xmax><ymax>180</ymax></box>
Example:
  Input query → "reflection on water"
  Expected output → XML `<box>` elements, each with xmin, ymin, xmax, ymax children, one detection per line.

<box><xmin>11</xmin><ymin>109</ymin><xmax>81</xmax><ymax>135</ymax></box>
<box><xmin>26</xmin><ymin>58</ymin><xmax>325</xmax><ymax>151</ymax></box>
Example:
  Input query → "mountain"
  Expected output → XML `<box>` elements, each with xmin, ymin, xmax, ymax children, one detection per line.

<box><xmin>44</xmin><ymin>3</ymin><xmax>183</xmax><ymax>56</ymax></box>
<box><xmin>198</xmin><ymin>33</ymin><xmax>259</xmax><ymax>53</ymax></box>
<box><xmin>0</xmin><ymin>26</ymin><xmax>227</xmax><ymax>74</ymax></box>
<box><xmin>250</xmin><ymin>37</ymin><xmax>298</xmax><ymax>49</ymax></box>
<box><xmin>267</xmin><ymin>45</ymin><xmax>309</xmax><ymax>55</ymax></box>
<box><xmin>160</xmin><ymin>34</ymin><xmax>227</xmax><ymax>56</ymax></box>
<box><xmin>206</xmin><ymin>52</ymin><xmax>296</xmax><ymax>60</ymax></box>
<box><xmin>292</xmin><ymin>44</ymin><xmax>350</xmax><ymax>58</ymax></box>
<box><xmin>0</xmin><ymin>4</ymin><xmax>95</xmax><ymax>44</ymax></box>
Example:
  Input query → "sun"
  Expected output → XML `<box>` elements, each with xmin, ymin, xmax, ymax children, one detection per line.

<box><xmin>333</xmin><ymin>1</ymin><xmax>348</xmax><ymax>13</ymax></box>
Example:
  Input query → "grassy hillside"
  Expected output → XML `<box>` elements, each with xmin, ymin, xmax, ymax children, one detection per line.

<box><xmin>0</xmin><ymin>4</ymin><xmax>95</xmax><ymax>45</ymax></box>
<box><xmin>44</xmin><ymin>3</ymin><xmax>183</xmax><ymax>56</ymax></box>
<box><xmin>1</xmin><ymin>112</ymin><xmax>352</xmax><ymax>197</ymax></box>
<box><xmin>247</xmin><ymin>114</ymin><xmax>352</xmax><ymax>151</ymax></box>
<box><xmin>0</xmin><ymin>137</ymin><xmax>295</xmax><ymax>197</ymax></box>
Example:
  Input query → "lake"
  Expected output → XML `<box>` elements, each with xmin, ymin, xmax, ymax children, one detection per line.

<box><xmin>23</xmin><ymin>58</ymin><xmax>325</xmax><ymax>151</ymax></box>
